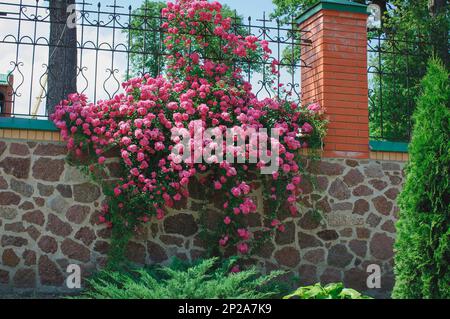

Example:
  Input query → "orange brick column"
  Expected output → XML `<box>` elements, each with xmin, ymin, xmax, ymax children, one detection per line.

<box><xmin>0</xmin><ymin>74</ymin><xmax>13</xmax><ymax>117</ymax></box>
<box><xmin>298</xmin><ymin>0</ymin><xmax>369</xmax><ymax>159</ymax></box>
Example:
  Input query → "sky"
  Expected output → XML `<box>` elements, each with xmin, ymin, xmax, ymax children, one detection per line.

<box><xmin>127</xmin><ymin>0</ymin><xmax>276</xmax><ymax>18</ymax></box>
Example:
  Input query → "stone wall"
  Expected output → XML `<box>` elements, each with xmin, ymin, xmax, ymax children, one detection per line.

<box><xmin>0</xmin><ymin>140</ymin><xmax>109</xmax><ymax>293</ymax></box>
<box><xmin>0</xmin><ymin>139</ymin><xmax>404</xmax><ymax>297</ymax></box>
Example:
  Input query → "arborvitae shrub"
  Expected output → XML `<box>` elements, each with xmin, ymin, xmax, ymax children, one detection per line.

<box><xmin>392</xmin><ymin>58</ymin><xmax>449</xmax><ymax>299</ymax></box>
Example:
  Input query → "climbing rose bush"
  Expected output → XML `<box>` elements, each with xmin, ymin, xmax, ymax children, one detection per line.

<box><xmin>51</xmin><ymin>0</ymin><xmax>326</xmax><ymax>260</ymax></box>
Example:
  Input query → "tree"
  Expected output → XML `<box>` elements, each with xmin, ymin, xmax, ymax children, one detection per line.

<box><xmin>272</xmin><ymin>1</ymin><xmax>389</xmax><ymax>79</ymax></box>
<box><xmin>427</xmin><ymin>0</ymin><xmax>449</xmax><ymax>67</ymax></box>
<box><xmin>46</xmin><ymin>0</ymin><xmax>77</xmax><ymax>114</ymax></box>
<box><xmin>392</xmin><ymin>58</ymin><xmax>449</xmax><ymax>299</ymax></box>
<box><xmin>127</xmin><ymin>1</ymin><xmax>167</xmax><ymax>78</ymax></box>
<box><xmin>126</xmin><ymin>1</ymin><xmax>257</xmax><ymax>78</ymax></box>
<box><xmin>368</xmin><ymin>0</ymin><xmax>449</xmax><ymax>140</ymax></box>
<box><xmin>273</xmin><ymin>1</ymin><xmax>449</xmax><ymax>141</ymax></box>
<box><xmin>368</xmin><ymin>30</ymin><xmax>432</xmax><ymax>141</ymax></box>
<box><xmin>386</xmin><ymin>0</ymin><xmax>449</xmax><ymax>67</ymax></box>
<box><xmin>270</xmin><ymin>0</ymin><xmax>389</xmax><ymax>24</ymax></box>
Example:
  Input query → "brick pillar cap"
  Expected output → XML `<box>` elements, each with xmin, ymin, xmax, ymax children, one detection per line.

<box><xmin>0</xmin><ymin>71</ymin><xmax>13</xmax><ymax>85</ymax></box>
<box><xmin>296</xmin><ymin>0</ymin><xmax>368</xmax><ymax>24</ymax></box>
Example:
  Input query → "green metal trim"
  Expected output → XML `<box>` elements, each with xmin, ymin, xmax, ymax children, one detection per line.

<box><xmin>0</xmin><ymin>118</ymin><xmax>58</xmax><ymax>131</ymax></box>
<box><xmin>296</xmin><ymin>0</ymin><xmax>369</xmax><ymax>24</ymax></box>
<box><xmin>0</xmin><ymin>71</ymin><xmax>13</xmax><ymax>85</ymax></box>
<box><xmin>0</xmin><ymin>74</ymin><xmax>9</xmax><ymax>85</ymax></box>
<box><xmin>369</xmin><ymin>140</ymin><xmax>409</xmax><ymax>153</ymax></box>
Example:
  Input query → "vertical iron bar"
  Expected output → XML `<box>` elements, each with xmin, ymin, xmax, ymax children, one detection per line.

<box><xmin>378</xmin><ymin>31</ymin><xmax>383</xmax><ymax>139</ymax></box>
<box><xmin>406</xmin><ymin>35</ymin><xmax>411</xmax><ymax>141</ymax></box>
<box><xmin>126</xmin><ymin>5</ymin><xmax>131</xmax><ymax>80</ymax></box>
<box><xmin>291</xmin><ymin>16</ymin><xmax>296</xmax><ymax>102</ymax></box>
<box><xmin>152</xmin><ymin>6</ymin><xmax>158</xmax><ymax>77</ymax></box>
<box><xmin>12</xmin><ymin>0</ymin><xmax>24</xmax><ymax>116</ymax></box>
<box><xmin>276</xmin><ymin>18</ymin><xmax>281</xmax><ymax>99</ymax></box>
<box><xmin>110</xmin><ymin>0</ymin><xmax>117</xmax><ymax>98</ymax></box>
<box><xmin>142</xmin><ymin>3</ymin><xmax>148</xmax><ymax>76</ymax></box>
<box><xmin>93</xmin><ymin>1</ymin><xmax>100</xmax><ymax>102</ymax></box>
<box><xmin>79</xmin><ymin>0</ymin><xmax>86</xmax><ymax>93</ymax></box>
<box><xmin>262</xmin><ymin>12</ymin><xmax>267</xmax><ymax>99</ymax></box>
<box><xmin>28</xmin><ymin>0</ymin><xmax>39</xmax><ymax>116</ymax></box>
<box><xmin>247</xmin><ymin>16</ymin><xmax>251</xmax><ymax>84</ymax></box>
<box><xmin>157</xmin><ymin>9</ymin><xmax>163</xmax><ymax>76</ymax></box>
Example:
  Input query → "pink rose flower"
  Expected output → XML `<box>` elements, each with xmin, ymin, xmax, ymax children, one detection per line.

<box><xmin>307</xmin><ymin>102</ymin><xmax>321</xmax><ymax>113</ymax></box>
<box><xmin>237</xmin><ymin>242</ymin><xmax>249</xmax><ymax>254</ymax></box>
<box><xmin>301</xmin><ymin>122</ymin><xmax>313</xmax><ymax>134</ymax></box>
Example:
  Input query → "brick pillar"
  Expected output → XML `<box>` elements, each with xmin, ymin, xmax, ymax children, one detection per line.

<box><xmin>0</xmin><ymin>74</ymin><xmax>13</xmax><ymax>117</ymax></box>
<box><xmin>298</xmin><ymin>0</ymin><xmax>369</xmax><ymax>159</ymax></box>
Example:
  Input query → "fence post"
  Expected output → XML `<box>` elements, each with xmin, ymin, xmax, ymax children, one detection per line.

<box><xmin>298</xmin><ymin>0</ymin><xmax>369</xmax><ymax>159</ymax></box>
<box><xmin>0</xmin><ymin>74</ymin><xmax>13</xmax><ymax>116</ymax></box>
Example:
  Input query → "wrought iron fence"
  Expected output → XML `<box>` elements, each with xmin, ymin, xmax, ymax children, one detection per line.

<box><xmin>367</xmin><ymin>29</ymin><xmax>434</xmax><ymax>142</ymax></box>
<box><xmin>0</xmin><ymin>0</ymin><xmax>310</xmax><ymax>120</ymax></box>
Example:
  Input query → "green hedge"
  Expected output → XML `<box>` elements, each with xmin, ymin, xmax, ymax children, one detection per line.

<box><xmin>392</xmin><ymin>58</ymin><xmax>450</xmax><ymax>299</ymax></box>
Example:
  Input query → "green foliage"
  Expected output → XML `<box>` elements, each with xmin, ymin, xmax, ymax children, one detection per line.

<box><xmin>283</xmin><ymin>283</ymin><xmax>372</xmax><ymax>299</ymax></box>
<box><xmin>392</xmin><ymin>58</ymin><xmax>450</xmax><ymax>299</ymax></box>
<box><xmin>369</xmin><ymin>0</ymin><xmax>449</xmax><ymax>141</ymax></box>
<box><xmin>270</xmin><ymin>0</ymin><xmax>366</xmax><ymax>23</ymax></box>
<box><xmin>76</xmin><ymin>257</ymin><xmax>286</xmax><ymax>299</ymax></box>
<box><xmin>272</xmin><ymin>0</ymin><xmax>449</xmax><ymax>141</ymax></box>
<box><xmin>368</xmin><ymin>32</ymin><xmax>431</xmax><ymax>141</ymax></box>
<box><xmin>127</xmin><ymin>1</ymin><xmax>167</xmax><ymax>77</ymax></box>
<box><xmin>271</xmin><ymin>0</ymin><xmax>317</xmax><ymax>24</ymax></box>
<box><xmin>127</xmin><ymin>1</ymin><xmax>256</xmax><ymax>77</ymax></box>
<box><xmin>66</xmin><ymin>154</ymin><xmax>141</xmax><ymax>269</ymax></box>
